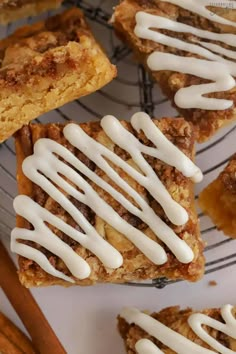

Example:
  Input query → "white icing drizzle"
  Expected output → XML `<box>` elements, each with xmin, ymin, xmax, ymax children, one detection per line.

<box><xmin>147</xmin><ymin>53</ymin><xmax>235</xmax><ymax>110</ymax></box>
<box><xmin>120</xmin><ymin>305</ymin><xmax>236</xmax><ymax>354</ymax></box>
<box><xmin>11</xmin><ymin>113</ymin><xmax>202</xmax><ymax>282</ymax></box>
<box><xmin>134</xmin><ymin>0</ymin><xmax>236</xmax><ymax>110</ymax></box>
<box><xmin>161</xmin><ymin>0</ymin><xmax>236</xmax><ymax>27</ymax></box>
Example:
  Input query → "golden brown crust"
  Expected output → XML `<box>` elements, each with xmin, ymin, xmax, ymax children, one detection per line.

<box><xmin>199</xmin><ymin>154</ymin><xmax>236</xmax><ymax>238</ymax></box>
<box><xmin>0</xmin><ymin>0</ymin><xmax>62</xmax><ymax>24</ymax></box>
<box><xmin>0</xmin><ymin>8</ymin><xmax>117</xmax><ymax>143</ymax></box>
<box><xmin>0</xmin><ymin>311</ymin><xmax>35</xmax><ymax>353</ymax></box>
<box><xmin>113</xmin><ymin>0</ymin><xmax>236</xmax><ymax>142</ymax></box>
<box><xmin>14</xmin><ymin>118</ymin><xmax>204</xmax><ymax>287</ymax></box>
<box><xmin>118</xmin><ymin>306</ymin><xmax>236</xmax><ymax>353</ymax></box>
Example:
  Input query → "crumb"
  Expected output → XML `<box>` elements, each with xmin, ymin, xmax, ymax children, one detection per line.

<box><xmin>208</xmin><ymin>280</ymin><xmax>217</xmax><ymax>286</ymax></box>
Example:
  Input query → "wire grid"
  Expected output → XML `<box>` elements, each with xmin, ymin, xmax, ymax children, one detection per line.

<box><xmin>0</xmin><ymin>0</ymin><xmax>236</xmax><ymax>289</ymax></box>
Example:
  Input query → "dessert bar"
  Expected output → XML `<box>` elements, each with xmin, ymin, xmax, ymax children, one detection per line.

<box><xmin>0</xmin><ymin>8</ymin><xmax>116</xmax><ymax>142</ymax></box>
<box><xmin>0</xmin><ymin>0</ymin><xmax>62</xmax><ymax>24</ymax></box>
<box><xmin>113</xmin><ymin>0</ymin><xmax>236</xmax><ymax>142</ymax></box>
<box><xmin>12</xmin><ymin>113</ymin><xmax>204</xmax><ymax>287</ymax></box>
<box><xmin>199</xmin><ymin>154</ymin><xmax>236</xmax><ymax>239</ymax></box>
<box><xmin>118</xmin><ymin>304</ymin><xmax>236</xmax><ymax>353</ymax></box>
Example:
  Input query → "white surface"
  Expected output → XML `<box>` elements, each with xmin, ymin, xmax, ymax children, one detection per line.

<box><xmin>0</xmin><ymin>2</ymin><xmax>236</xmax><ymax>353</ymax></box>
<box><xmin>0</xmin><ymin>262</ymin><xmax>235</xmax><ymax>354</ymax></box>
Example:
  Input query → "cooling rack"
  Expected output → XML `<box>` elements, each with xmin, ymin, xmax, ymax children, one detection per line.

<box><xmin>0</xmin><ymin>0</ymin><xmax>236</xmax><ymax>289</ymax></box>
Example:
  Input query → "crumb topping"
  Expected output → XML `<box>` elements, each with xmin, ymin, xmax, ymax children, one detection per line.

<box><xmin>0</xmin><ymin>0</ymin><xmax>34</xmax><ymax>9</ymax></box>
<box><xmin>0</xmin><ymin>9</ymin><xmax>92</xmax><ymax>85</ymax></box>
<box><xmin>221</xmin><ymin>154</ymin><xmax>236</xmax><ymax>194</ymax></box>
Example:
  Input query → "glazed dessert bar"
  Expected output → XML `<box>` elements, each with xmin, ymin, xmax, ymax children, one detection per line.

<box><xmin>0</xmin><ymin>310</ymin><xmax>35</xmax><ymax>353</ymax></box>
<box><xmin>0</xmin><ymin>0</ymin><xmax>62</xmax><ymax>24</ymax></box>
<box><xmin>0</xmin><ymin>8</ymin><xmax>116</xmax><ymax>143</ymax></box>
<box><xmin>12</xmin><ymin>113</ymin><xmax>204</xmax><ymax>287</ymax></box>
<box><xmin>199</xmin><ymin>154</ymin><xmax>236</xmax><ymax>239</ymax></box>
<box><xmin>113</xmin><ymin>0</ymin><xmax>236</xmax><ymax>142</ymax></box>
<box><xmin>118</xmin><ymin>304</ymin><xmax>236</xmax><ymax>353</ymax></box>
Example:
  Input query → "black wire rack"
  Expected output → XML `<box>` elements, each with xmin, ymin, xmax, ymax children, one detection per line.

<box><xmin>0</xmin><ymin>0</ymin><xmax>236</xmax><ymax>289</ymax></box>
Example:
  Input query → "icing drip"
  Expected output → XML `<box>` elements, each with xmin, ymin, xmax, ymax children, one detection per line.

<box><xmin>134</xmin><ymin>0</ymin><xmax>236</xmax><ymax>110</ymax></box>
<box><xmin>120</xmin><ymin>305</ymin><xmax>236</xmax><ymax>354</ymax></box>
<box><xmin>136</xmin><ymin>339</ymin><xmax>163</xmax><ymax>354</ymax></box>
<box><xmin>11</xmin><ymin>113</ymin><xmax>202</xmax><ymax>282</ymax></box>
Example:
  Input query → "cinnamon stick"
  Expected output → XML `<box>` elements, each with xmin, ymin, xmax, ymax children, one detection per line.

<box><xmin>0</xmin><ymin>241</ymin><xmax>66</xmax><ymax>354</ymax></box>
<box><xmin>0</xmin><ymin>311</ymin><xmax>35</xmax><ymax>354</ymax></box>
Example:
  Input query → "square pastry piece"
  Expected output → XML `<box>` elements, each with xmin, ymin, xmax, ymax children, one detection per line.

<box><xmin>0</xmin><ymin>8</ymin><xmax>116</xmax><ymax>143</ymax></box>
<box><xmin>12</xmin><ymin>113</ymin><xmax>204</xmax><ymax>287</ymax></box>
<box><xmin>113</xmin><ymin>0</ymin><xmax>236</xmax><ymax>142</ymax></box>
<box><xmin>199</xmin><ymin>154</ymin><xmax>236</xmax><ymax>239</ymax></box>
<box><xmin>0</xmin><ymin>0</ymin><xmax>62</xmax><ymax>24</ymax></box>
<box><xmin>118</xmin><ymin>304</ymin><xmax>236</xmax><ymax>353</ymax></box>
